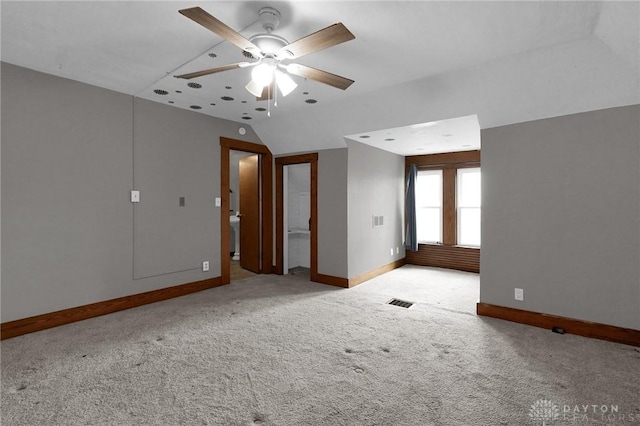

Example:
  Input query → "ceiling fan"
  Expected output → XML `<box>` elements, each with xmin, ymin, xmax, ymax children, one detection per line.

<box><xmin>175</xmin><ymin>6</ymin><xmax>355</xmax><ymax>100</ymax></box>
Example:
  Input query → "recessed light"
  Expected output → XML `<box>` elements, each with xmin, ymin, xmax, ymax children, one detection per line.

<box><xmin>225</xmin><ymin>86</ymin><xmax>232</xmax><ymax>89</ymax></box>
<box><xmin>221</xmin><ymin>96</ymin><xmax>234</xmax><ymax>101</ymax></box>
<box><xmin>187</xmin><ymin>82</ymin><xmax>202</xmax><ymax>89</ymax></box>
<box><xmin>190</xmin><ymin>105</ymin><xmax>202</xmax><ymax>109</ymax></box>
<box><xmin>153</xmin><ymin>89</ymin><xmax>169</xmax><ymax>95</ymax></box>
<box><xmin>209</xmin><ymin>53</ymin><xmax>218</xmax><ymax>58</ymax></box>
<box><xmin>241</xmin><ymin>116</ymin><xmax>252</xmax><ymax>120</ymax></box>
<box><xmin>239</xmin><ymin>127</ymin><xmax>246</xmax><ymax>135</ymax></box>
<box><xmin>175</xmin><ymin>90</ymin><xmax>182</xmax><ymax>93</ymax></box>
<box><xmin>385</xmin><ymin>138</ymin><xmax>395</xmax><ymax>141</ymax></box>
<box><xmin>359</xmin><ymin>135</ymin><xmax>370</xmax><ymax>139</ymax></box>
<box><xmin>305</xmin><ymin>99</ymin><xmax>318</xmax><ymax>104</ymax></box>
<box><xmin>255</xmin><ymin>107</ymin><xmax>266</xmax><ymax>112</ymax></box>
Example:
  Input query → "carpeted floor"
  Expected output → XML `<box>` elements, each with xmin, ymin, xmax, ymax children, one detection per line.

<box><xmin>1</xmin><ymin>265</ymin><xmax>639</xmax><ymax>425</ymax></box>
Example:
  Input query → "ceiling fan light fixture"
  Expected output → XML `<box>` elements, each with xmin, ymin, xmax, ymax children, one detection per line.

<box><xmin>275</xmin><ymin>70</ymin><xmax>297</xmax><ymax>97</ymax></box>
<box><xmin>251</xmin><ymin>62</ymin><xmax>275</xmax><ymax>86</ymax></box>
<box><xmin>245</xmin><ymin>79</ymin><xmax>264</xmax><ymax>97</ymax></box>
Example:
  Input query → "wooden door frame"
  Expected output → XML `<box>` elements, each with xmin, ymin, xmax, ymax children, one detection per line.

<box><xmin>275</xmin><ymin>153</ymin><xmax>318</xmax><ymax>280</ymax></box>
<box><xmin>221</xmin><ymin>137</ymin><xmax>273</xmax><ymax>284</ymax></box>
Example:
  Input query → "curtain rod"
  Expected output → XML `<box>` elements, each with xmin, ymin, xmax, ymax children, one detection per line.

<box><xmin>410</xmin><ymin>161</ymin><xmax>480</xmax><ymax>168</ymax></box>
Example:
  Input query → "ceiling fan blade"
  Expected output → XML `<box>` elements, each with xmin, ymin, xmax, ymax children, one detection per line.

<box><xmin>257</xmin><ymin>83</ymin><xmax>276</xmax><ymax>101</ymax></box>
<box><xmin>278</xmin><ymin>23</ymin><xmax>355</xmax><ymax>59</ymax></box>
<box><xmin>286</xmin><ymin>64</ymin><xmax>354</xmax><ymax>90</ymax></box>
<box><xmin>174</xmin><ymin>63</ymin><xmax>246</xmax><ymax>79</ymax></box>
<box><xmin>179</xmin><ymin>7</ymin><xmax>261</xmax><ymax>54</ymax></box>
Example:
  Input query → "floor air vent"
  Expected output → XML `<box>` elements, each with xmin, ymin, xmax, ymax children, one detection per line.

<box><xmin>387</xmin><ymin>298</ymin><xmax>414</xmax><ymax>309</ymax></box>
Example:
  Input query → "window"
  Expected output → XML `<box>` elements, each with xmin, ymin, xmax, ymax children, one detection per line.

<box><xmin>457</xmin><ymin>168</ymin><xmax>481</xmax><ymax>246</ymax></box>
<box><xmin>413</xmin><ymin>164</ymin><xmax>481</xmax><ymax>247</ymax></box>
<box><xmin>415</xmin><ymin>170</ymin><xmax>442</xmax><ymax>243</ymax></box>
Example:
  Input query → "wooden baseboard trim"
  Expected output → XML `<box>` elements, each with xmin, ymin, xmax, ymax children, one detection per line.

<box><xmin>313</xmin><ymin>273</ymin><xmax>350</xmax><ymax>288</ymax></box>
<box><xmin>312</xmin><ymin>259</ymin><xmax>407</xmax><ymax>289</ymax></box>
<box><xmin>477</xmin><ymin>302</ymin><xmax>640</xmax><ymax>347</ymax></box>
<box><xmin>1</xmin><ymin>277</ymin><xmax>224</xmax><ymax>340</ymax></box>
<box><xmin>348</xmin><ymin>258</ymin><xmax>407</xmax><ymax>288</ymax></box>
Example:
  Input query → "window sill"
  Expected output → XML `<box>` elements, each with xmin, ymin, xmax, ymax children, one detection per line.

<box><xmin>418</xmin><ymin>243</ymin><xmax>480</xmax><ymax>250</ymax></box>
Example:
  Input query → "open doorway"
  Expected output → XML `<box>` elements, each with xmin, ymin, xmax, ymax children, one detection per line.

<box><xmin>275</xmin><ymin>153</ymin><xmax>318</xmax><ymax>280</ymax></box>
<box><xmin>282</xmin><ymin>163</ymin><xmax>311</xmax><ymax>275</ymax></box>
<box><xmin>228</xmin><ymin>151</ymin><xmax>261</xmax><ymax>281</ymax></box>
<box><xmin>220</xmin><ymin>138</ymin><xmax>272</xmax><ymax>284</ymax></box>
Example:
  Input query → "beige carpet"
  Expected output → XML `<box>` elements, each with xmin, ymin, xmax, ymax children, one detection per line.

<box><xmin>2</xmin><ymin>266</ymin><xmax>639</xmax><ymax>425</ymax></box>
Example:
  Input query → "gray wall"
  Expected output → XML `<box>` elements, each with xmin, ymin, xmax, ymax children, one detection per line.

<box><xmin>317</xmin><ymin>149</ymin><xmax>348</xmax><ymax>278</ymax></box>
<box><xmin>347</xmin><ymin>140</ymin><xmax>405</xmax><ymax>278</ymax></box>
<box><xmin>480</xmin><ymin>105</ymin><xmax>640</xmax><ymax>330</ymax></box>
<box><xmin>1</xmin><ymin>63</ymin><xmax>261</xmax><ymax>322</ymax></box>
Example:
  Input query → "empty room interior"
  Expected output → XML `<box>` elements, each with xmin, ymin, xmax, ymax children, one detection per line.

<box><xmin>1</xmin><ymin>1</ymin><xmax>639</xmax><ymax>425</ymax></box>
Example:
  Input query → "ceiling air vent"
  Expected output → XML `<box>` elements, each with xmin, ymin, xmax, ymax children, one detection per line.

<box><xmin>153</xmin><ymin>89</ymin><xmax>169</xmax><ymax>95</ymax></box>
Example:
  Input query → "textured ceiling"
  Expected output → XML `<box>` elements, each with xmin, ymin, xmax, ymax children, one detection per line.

<box><xmin>2</xmin><ymin>1</ymin><xmax>638</xmax><ymax>155</ymax></box>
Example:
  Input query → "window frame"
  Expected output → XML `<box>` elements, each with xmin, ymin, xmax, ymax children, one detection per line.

<box><xmin>414</xmin><ymin>162</ymin><xmax>481</xmax><ymax>248</ymax></box>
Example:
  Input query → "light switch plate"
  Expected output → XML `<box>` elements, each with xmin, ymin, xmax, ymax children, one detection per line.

<box><xmin>131</xmin><ymin>190</ymin><xmax>140</xmax><ymax>203</ymax></box>
<box><xmin>215</xmin><ymin>197</ymin><xmax>221</xmax><ymax>207</ymax></box>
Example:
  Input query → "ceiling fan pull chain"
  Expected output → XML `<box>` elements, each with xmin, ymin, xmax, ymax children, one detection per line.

<box><xmin>274</xmin><ymin>80</ymin><xmax>279</xmax><ymax>107</ymax></box>
<box><xmin>267</xmin><ymin>85</ymin><xmax>271</xmax><ymax>117</ymax></box>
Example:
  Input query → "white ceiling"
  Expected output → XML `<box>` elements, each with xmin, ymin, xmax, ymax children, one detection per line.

<box><xmin>2</xmin><ymin>1</ymin><xmax>638</xmax><ymax>155</ymax></box>
<box><xmin>346</xmin><ymin>115</ymin><xmax>480</xmax><ymax>156</ymax></box>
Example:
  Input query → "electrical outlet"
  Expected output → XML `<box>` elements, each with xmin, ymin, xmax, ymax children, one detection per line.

<box><xmin>202</xmin><ymin>261</ymin><xmax>209</xmax><ymax>272</ymax></box>
<box><xmin>390</xmin><ymin>248</ymin><xmax>394</xmax><ymax>256</ymax></box>
<box><xmin>515</xmin><ymin>288</ymin><xmax>524</xmax><ymax>301</ymax></box>
<box><xmin>130</xmin><ymin>190</ymin><xmax>140</xmax><ymax>203</ymax></box>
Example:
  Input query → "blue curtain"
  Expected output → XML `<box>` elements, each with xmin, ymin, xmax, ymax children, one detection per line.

<box><xmin>405</xmin><ymin>164</ymin><xmax>418</xmax><ymax>252</ymax></box>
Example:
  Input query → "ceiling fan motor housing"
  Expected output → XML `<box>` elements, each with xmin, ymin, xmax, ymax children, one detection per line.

<box><xmin>249</xmin><ymin>33</ymin><xmax>288</xmax><ymax>56</ymax></box>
